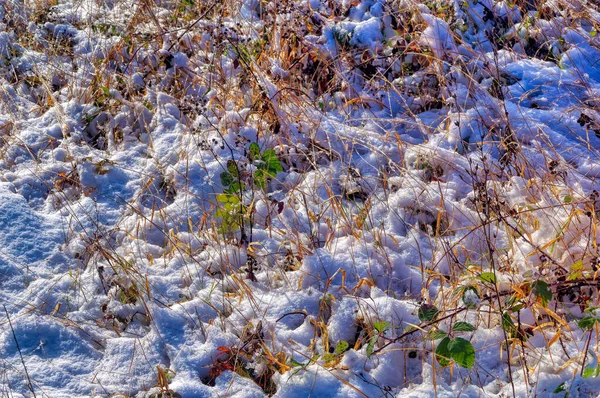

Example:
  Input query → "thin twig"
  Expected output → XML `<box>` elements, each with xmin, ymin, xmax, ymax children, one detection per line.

<box><xmin>4</xmin><ymin>305</ymin><xmax>36</xmax><ymax>397</ymax></box>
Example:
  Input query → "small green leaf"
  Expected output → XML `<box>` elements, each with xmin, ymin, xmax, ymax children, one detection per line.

<box><xmin>335</xmin><ymin>340</ymin><xmax>349</xmax><ymax>354</ymax></box>
<box><xmin>253</xmin><ymin>169</ymin><xmax>267</xmax><ymax>189</ymax></box>
<box><xmin>249</xmin><ymin>142</ymin><xmax>261</xmax><ymax>160</ymax></box>
<box><xmin>226</xmin><ymin>181</ymin><xmax>243</xmax><ymax>194</ymax></box>
<box><xmin>216</xmin><ymin>193</ymin><xmax>230</xmax><ymax>203</ymax></box>
<box><xmin>570</xmin><ymin>260</ymin><xmax>583</xmax><ymax>273</ymax></box>
<box><xmin>373</xmin><ymin>321</ymin><xmax>390</xmax><ymax>333</ymax></box>
<box><xmin>532</xmin><ymin>280</ymin><xmax>552</xmax><ymax>307</ymax></box>
<box><xmin>478</xmin><ymin>272</ymin><xmax>497</xmax><ymax>284</ymax></box>
<box><xmin>502</xmin><ymin>312</ymin><xmax>516</xmax><ymax>333</ymax></box>
<box><xmin>261</xmin><ymin>148</ymin><xmax>276</xmax><ymax>159</ymax></box>
<box><xmin>220</xmin><ymin>171</ymin><xmax>233</xmax><ymax>187</ymax></box>
<box><xmin>227</xmin><ymin>160</ymin><xmax>239</xmax><ymax>177</ymax></box>
<box><xmin>452</xmin><ymin>322</ymin><xmax>476</xmax><ymax>332</ymax></box>
<box><xmin>418</xmin><ymin>304</ymin><xmax>439</xmax><ymax>322</ymax></box>
<box><xmin>429</xmin><ymin>329</ymin><xmax>448</xmax><ymax>340</ymax></box>
<box><xmin>568</xmin><ymin>272</ymin><xmax>581</xmax><ymax>281</ymax></box>
<box><xmin>366</xmin><ymin>335</ymin><xmax>378</xmax><ymax>357</ymax></box>
<box><xmin>322</xmin><ymin>353</ymin><xmax>337</xmax><ymax>362</ymax></box>
<box><xmin>591</xmin><ymin>29</ymin><xmax>597</xmax><ymax>38</ymax></box>
<box><xmin>262</xmin><ymin>149</ymin><xmax>283</xmax><ymax>175</ymax></box>
<box><xmin>553</xmin><ymin>381</ymin><xmax>567</xmax><ymax>393</ymax></box>
<box><xmin>435</xmin><ymin>337</ymin><xmax>451</xmax><ymax>367</ymax></box>
<box><xmin>564</xmin><ymin>195</ymin><xmax>572</xmax><ymax>204</ymax></box>
<box><xmin>447</xmin><ymin>337</ymin><xmax>475</xmax><ymax>369</ymax></box>
<box><xmin>578</xmin><ymin>316</ymin><xmax>598</xmax><ymax>330</ymax></box>
<box><xmin>583</xmin><ymin>364</ymin><xmax>599</xmax><ymax>378</ymax></box>
<box><xmin>289</xmin><ymin>358</ymin><xmax>304</xmax><ymax>367</ymax></box>
<box><xmin>505</xmin><ymin>295</ymin><xmax>524</xmax><ymax>312</ymax></box>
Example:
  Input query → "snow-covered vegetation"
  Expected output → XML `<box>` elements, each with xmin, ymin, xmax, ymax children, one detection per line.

<box><xmin>1</xmin><ymin>0</ymin><xmax>600</xmax><ymax>396</ymax></box>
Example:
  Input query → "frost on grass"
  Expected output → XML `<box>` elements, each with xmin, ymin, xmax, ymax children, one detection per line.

<box><xmin>0</xmin><ymin>0</ymin><xmax>600</xmax><ymax>397</ymax></box>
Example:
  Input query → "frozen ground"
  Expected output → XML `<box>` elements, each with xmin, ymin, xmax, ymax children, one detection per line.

<box><xmin>1</xmin><ymin>0</ymin><xmax>600</xmax><ymax>396</ymax></box>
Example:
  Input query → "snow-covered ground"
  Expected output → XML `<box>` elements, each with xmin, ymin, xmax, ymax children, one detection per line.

<box><xmin>1</xmin><ymin>0</ymin><xmax>600</xmax><ymax>396</ymax></box>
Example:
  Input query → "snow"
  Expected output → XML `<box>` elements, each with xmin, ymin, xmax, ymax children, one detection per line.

<box><xmin>1</xmin><ymin>0</ymin><xmax>600</xmax><ymax>396</ymax></box>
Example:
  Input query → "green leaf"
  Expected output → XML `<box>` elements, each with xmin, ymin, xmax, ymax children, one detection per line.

<box><xmin>227</xmin><ymin>160</ymin><xmax>239</xmax><ymax>177</ymax></box>
<box><xmin>215</xmin><ymin>209</ymin><xmax>226</xmax><ymax>218</ymax></box>
<box><xmin>220</xmin><ymin>171</ymin><xmax>233</xmax><ymax>187</ymax></box>
<box><xmin>452</xmin><ymin>322</ymin><xmax>476</xmax><ymax>332</ymax></box>
<box><xmin>578</xmin><ymin>316</ymin><xmax>598</xmax><ymax>330</ymax></box>
<box><xmin>373</xmin><ymin>321</ymin><xmax>390</xmax><ymax>333</ymax></box>
<box><xmin>249</xmin><ymin>142</ymin><xmax>261</xmax><ymax>160</ymax></box>
<box><xmin>335</xmin><ymin>340</ymin><xmax>349</xmax><ymax>354</ymax></box>
<box><xmin>262</xmin><ymin>149</ymin><xmax>283</xmax><ymax>175</ymax></box>
<box><xmin>505</xmin><ymin>295</ymin><xmax>524</xmax><ymax>312</ymax></box>
<box><xmin>216</xmin><ymin>193</ymin><xmax>230</xmax><ymax>203</ymax></box>
<box><xmin>532</xmin><ymin>280</ymin><xmax>552</xmax><ymax>307</ymax></box>
<box><xmin>564</xmin><ymin>195</ymin><xmax>572</xmax><ymax>204</ymax></box>
<box><xmin>217</xmin><ymin>193</ymin><xmax>240</xmax><ymax>206</ymax></box>
<box><xmin>553</xmin><ymin>381</ymin><xmax>567</xmax><ymax>393</ymax></box>
<box><xmin>289</xmin><ymin>358</ymin><xmax>304</xmax><ymax>367</ymax></box>
<box><xmin>570</xmin><ymin>260</ymin><xmax>583</xmax><ymax>275</ymax></box>
<box><xmin>322</xmin><ymin>353</ymin><xmax>337</xmax><ymax>362</ymax></box>
<box><xmin>502</xmin><ymin>312</ymin><xmax>516</xmax><ymax>333</ymax></box>
<box><xmin>418</xmin><ymin>304</ymin><xmax>439</xmax><ymax>322</ymax></box>
<box><xmin>366</xmin><ymin>335</ymin><xmax>378</xmax><ymax>357</ymax></box>
<box><xmin>435</xmin><ymin>337</ymin><xmax>451</xmax><ymax>367</ymax></box>
<box><xmin>583</xmin><ymin>364</ymin><xmax>599</xmax><ymax>378</ymax></box>
<box><xmin>261</xmin><ymin>148</ymin><xmax>276</xmax><ymax>159</ymax></box>
<box><xmin>429</xmin><ymin>329</ymin><xmax>448</xmax><ymax>340</ymax></box>
<box><xmin>253</xmin><ymin>169</ymin><xmax>267</xmax><ymax>189</ymax></box>
<box><xmin>568</xmin><ymin>272</ymin><xmax>580</xmax><ymax>281</ymax></box>
<box><xmin>447</xmin><ymin>337</ymin><xmax>475</xmax><ymax>369</ymax></box>
<box><xmin>226</xmin><ymin>181</ymin><xmax>243</xmax><ymax>194</ymax></box>
<box><xmin>478</xmin><ymin>272</ymin><xmax>497</xmax><ymax>284</ymax></box>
